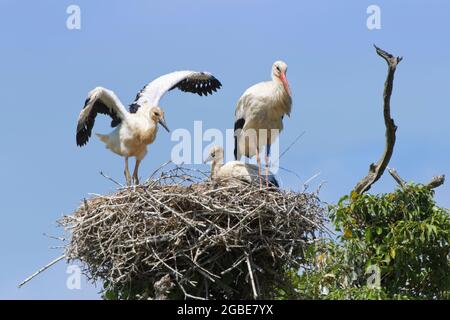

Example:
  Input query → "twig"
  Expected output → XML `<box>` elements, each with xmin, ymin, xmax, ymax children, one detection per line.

<box><xmin>18</xmin><ymin>255</ymin><xmax>65</xmax><ymax>288</ymax></box>
<box><xmin>277</xmin><ymin>131</ymin><xmax>306</xmax><ymax>161</ymax></box>
<box><xmin>146</xmin><ymin>160</ymin><xmax>173</xmax><ymax>182</ymax></box>
<box><xmin>278</xmin><ymin>166</ymin><xmax>303</xmax><ymax>183</ymax></box>
<box><xmin>43</xmin><ymin>233</ymin><xmax>66</xmax><ymax>242</ymax></box>
<box><xmin>302</xmin><ymin>172</ymin><xmax>321</xmax><ymax>192</ymax></box>
<box><xmin>100</xmin><ymin>171</ymin><xmax>123</xmax><ymax>187</ymax></box>
<box><xmin>246</xmin><ymin>255</ymin><xmax>258</xmax><ymax>300</ymax></box>
<box><xmin>176</xmin><ymin>279</ymin><xmax>206</xmax><ymax>300</ymax></box>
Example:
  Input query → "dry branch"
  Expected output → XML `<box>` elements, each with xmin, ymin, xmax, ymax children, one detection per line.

<box><xmin>388</xmin><ymin>168</ymin><xmax>445</xmax><ymax>190</ymax></box>
<box><xmin>59</xmin><ymin>166</ymin><xmax>325</xmax><ymax>300</ymax></box>
<box><xmin>18</xmin><ymin>255</ymin><xmax>65</xmax><ymax>288</ymax></box>
<box><xmin>354</xmin><ymin>45</ymin><xmax>403</xmax><ymax>194</ymax></box>
<box><xmin>426</xmin><ymin>175</ymin><xmax>445</xmax><ymax>189</ymax></box>
<box><xmin>388</xmin><ymin>168</ymin><xmax>406</xmax><ymax>188</ymax></box>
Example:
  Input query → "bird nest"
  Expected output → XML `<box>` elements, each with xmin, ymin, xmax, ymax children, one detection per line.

<box><xmin>59</xmin><ymin>166</ymin><xmax>326</xmax><ymax>300</ymax></box>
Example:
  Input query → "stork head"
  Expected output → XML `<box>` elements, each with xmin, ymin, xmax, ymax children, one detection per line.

<box><xmin>204</xmin><ymin>145</ymin><xmax>224</xmax><ymax>164</ymax></box>
<box><xmin>272</xmin><ymin>60</ymin><xmax>291</xmax><ymax>96</ymax></box>
<box><xmin>150</xmin><ymin>107</ymin><xmax>170</xmax><ymax>132</ymax></box>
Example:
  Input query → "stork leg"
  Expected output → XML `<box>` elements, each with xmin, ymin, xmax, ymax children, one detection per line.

<box><xmin>124</xmin><ymin>157</ymin><xmax>131</xmax><ymax>186</ymax></box>
<box><xmin>265</xmin><ymin>143</ymin><xmax>271</xmax><ymax>189</ymax></box>
<box><xmin>132</xmin><ymin>159</ymin><xmax>141</xmax><ymax>185</ymax></box>
<box><xmin>255</xmin><ymin>146</ymin><xmax>263</xmax><ymax>190</ymax></box>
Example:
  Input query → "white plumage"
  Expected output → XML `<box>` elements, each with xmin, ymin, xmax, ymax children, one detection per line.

<box><xmin>234</xmin><ymin>60</ymin><xmax>292</xmax><ymax>188</ymax></box>
<box><xmin>205</xmin><ymin>146</ymin><xmax>279</xmax><ymax>187</ymax></box>
<box><xmin>76</xmin><ymin>71</ymin><xmax>222</xmax><ymax>185</ymax></box>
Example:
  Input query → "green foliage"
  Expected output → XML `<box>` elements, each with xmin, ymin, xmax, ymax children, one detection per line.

<box><xmin>292</xmin><ymin>184</ymin><xmax>450</xmax><ymax>300</ymax></box>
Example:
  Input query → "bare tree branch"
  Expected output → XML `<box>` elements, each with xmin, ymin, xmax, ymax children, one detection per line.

<box><xmin>388</xmin><ymin>168</ymin><xmax>445</xmax><ymax>190</ymax></box>
<box><xmin>353</xmin><ymin>45</ymin><xmax>403</xmax><ymax>194</ymax></box>
<box><xmin>426</xmin><ymin>175</ymin><xmax>445</xmax><ymax>189</ymax></box>
<box><xmin>388</xmin><ymin>168</ymin><xmax>406</xmax><ymax>188</ymax></box>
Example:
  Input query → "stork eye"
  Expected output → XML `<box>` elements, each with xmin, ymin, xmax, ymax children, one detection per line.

<box><xmin>276</xmin><ymin>66</ymin><xmax>281</xmax><ymax>71</ymax></box>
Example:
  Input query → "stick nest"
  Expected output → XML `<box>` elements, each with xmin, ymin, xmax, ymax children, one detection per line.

<box><xmin>59</xmin><ymin>166</ymin><xmax>325</xmax><ymax>300</ymax></box>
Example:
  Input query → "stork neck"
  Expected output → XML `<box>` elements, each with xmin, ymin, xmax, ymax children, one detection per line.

<box><xmin>210</xmin><ymin>160</ymin><xmax>223</xmax><ymax>179</ymax></box>
<box><xmin>271</xmin><ymin>75</ymin><xmax>285</xmax><ymax>87</ymax></box>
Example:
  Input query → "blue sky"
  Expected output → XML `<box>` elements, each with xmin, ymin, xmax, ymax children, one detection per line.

<box><xmin>0</xmin><ymin>0</ymin><xmax>449</xmax><ymax>299</ymax></box>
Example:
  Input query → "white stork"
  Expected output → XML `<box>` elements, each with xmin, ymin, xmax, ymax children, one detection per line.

<box><xmin>205</xmin><ymin>146</ymin><xmax>279</xmax><ymax>187</ymax></box>
<box><xmin>234</xmin><ymin>60</ymin><xmax>292</xmax><ymax>188</ymax></box>
<box><xmin>76</xmin><ymin>71</ymin><xmax>222</xmax><ymax>185</ymax></box>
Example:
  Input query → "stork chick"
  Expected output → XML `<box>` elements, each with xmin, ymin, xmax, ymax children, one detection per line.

<box><xmin>205</xmin><ymin>146</ymin><xmax>279</xmax><ymax>188</ymax></box>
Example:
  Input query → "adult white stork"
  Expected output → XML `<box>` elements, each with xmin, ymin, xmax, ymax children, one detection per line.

<box><xmin>234</xmin><ymin>60</ymin><xmax>292</xmax><ymax>188</ymax></box>
<box><xmin>205</xmin><ymin>146</ymin><xmax>279</xmax><ymax>187</ymax></box>
<box><xmin>76</xmin><ymin>71</ymin><xmax>222</xmax><ymax>185</ymax></box>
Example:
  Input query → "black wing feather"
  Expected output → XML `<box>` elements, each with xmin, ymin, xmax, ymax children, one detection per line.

<box><xmin>129</xmin><ymin>72</ymin><xmax>222</xmax><ymax>114</ymax></box>
<box><xmin>170</xmin><ymin>73</ymin><xmax>222</xmax><ymax>96</ymax></box>
<box><xmin>129</xmin><ymin>103</ymin><xmax>140</xmax><ymax>114</ymax></box>
<box><xmin>129</xmin><ymin>85</ymin><xmax>147</xmax><ymax>114</ymax></box>
<box><xmin>233</xmin><ymin>118</ymin><xmax>246</xmax><ymax>160</ymax></box>
<box><xmin>76</xmin><ymin>99</ymin><xmax>122</xmax><ymax>147</ymax></box>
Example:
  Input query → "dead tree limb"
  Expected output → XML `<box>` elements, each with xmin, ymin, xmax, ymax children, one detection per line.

<box><xmin>388</xmin><ymin>168</ymin><xmax>445</xmax><ymax>190</ymax></box>
<box><xmin>426</xmin><ymin>175</ymin><xmax>445</xmax><ymax>189</ymax></box>
<box><xmin>388</xmin><ymin>168</ymin><xmax>406</xmax><ymax>188</ymax></box>
<box><xmin>353</xmin><ymin>45</ymin><xmax>403</xmax><ymax>194</ymax></box>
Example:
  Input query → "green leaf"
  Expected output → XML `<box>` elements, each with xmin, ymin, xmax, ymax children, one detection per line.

<box><xmin>420</xmin><ymin>232</ymin><xmax>425</xmax><ymax>242</ymax></box>
<box><xmin>344</xmin><ymin>229</ymin><xmax>352</xmax><ymax>239</ymax></box>
<box><xmin>390</xmin><ymin>248</ymin><xmax>396</xmax><ymax>259</ymax></box>
<box><xmin>365</xmin><ymin>228</ymin><xmax>373</xmax><ymax>242</ymax></box>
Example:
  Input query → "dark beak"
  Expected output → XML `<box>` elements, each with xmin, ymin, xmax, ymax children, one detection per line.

<box><xmin>204</xmin><ymin>154</ymin><xmax>213</xmax><ymax>164</ymax></box>
<box><xmin>158</xmin><ymin>118</ymin><xmax>170</xmax><ymax>132</ymax></box>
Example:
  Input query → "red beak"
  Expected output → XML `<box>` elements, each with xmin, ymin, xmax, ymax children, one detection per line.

<box><xmin>280</xmin><ymin>72</ymin><xmax>291</xmax><ymax>96</ymax></box>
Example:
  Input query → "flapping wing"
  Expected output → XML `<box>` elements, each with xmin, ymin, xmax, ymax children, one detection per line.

<box><xmin>129</xmin><ymin>71</ymin><xmax>222</xmax><ymax>113</ymax></box>
<box><xmin>76</xmin><ymin>87</ymin><xmax>128</xmax><ymax>146</ymax></box>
